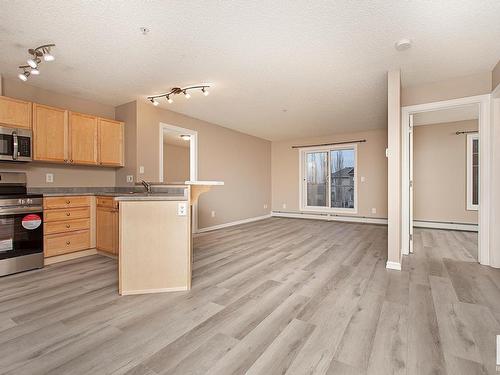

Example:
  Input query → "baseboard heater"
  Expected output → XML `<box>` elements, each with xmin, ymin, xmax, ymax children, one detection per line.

<box><xmin>413</xmin><ymin>220</ymin><xmax>478</xmax><ymax>232</ymax></box>
<box><xmin>271</xmin><ymin>211</ymin><xmax>388</xmax><ymax>225</ymax></box>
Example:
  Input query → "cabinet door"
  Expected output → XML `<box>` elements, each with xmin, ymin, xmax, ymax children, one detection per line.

<box><xmin>69</xmin><ymin>112</ymin><xmax>98</xmax><ymax>165</ymax></box>
<box><xmin>98</xmin><ymin>118</ymin><xmax>124</xmax><ymax>166</ymax></box>
<box><xmin>96</xmin><ymin>207</ymin><xmax>118</xmax><ymax>254</ymax></box>
<box><xmin>0</xmin><ymin>96</ymin><xmax>32</xmax><ymax>129</ymax></box>
<box><xmin>33</xmin><ymin>103</ymin><xmax>68</xmax><ymax>163</ymax></box>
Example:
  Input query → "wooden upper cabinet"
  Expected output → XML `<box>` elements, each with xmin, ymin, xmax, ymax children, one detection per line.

<box><xmin>98</xmin><ymin>118</ymin><xmax>124</xmax><ymax>166</ymax></box>
<box><xmin>33</xmin><ymin>103</ymin><xmax>68</xmax><ymax>162</ymax></box>
<box><xmin>0</xmin><ymin>96</ymin><xmax>32</xmax><ymax>129</ymax></box>
<box><xmin>69</xmin><ymin>112</ymin><xmax>98</xmax><ymax>165</ymax></box>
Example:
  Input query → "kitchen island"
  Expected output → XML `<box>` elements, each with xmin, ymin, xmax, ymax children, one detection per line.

<box><xmin>117</xmin><ymin>181</ymin><xmax>223</xmax><ymax>295</ymax></box>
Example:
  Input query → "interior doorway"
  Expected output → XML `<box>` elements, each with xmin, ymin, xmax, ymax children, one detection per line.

<box><xmin>401</xmin><ymin>95</ymin><xmax>491</xmax><ymax>265</ymax></box>
<box><xmin>410</xmin><ymin>105</ymin><xmax>479</xmax><ymax>261</ymax></box>
<box><xmin>159</xmin><ymin>123</ymin><xmax>198</xmax><ymax>183</ymax></box>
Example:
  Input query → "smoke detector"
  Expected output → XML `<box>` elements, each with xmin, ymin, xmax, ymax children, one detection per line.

<box><xmin>395</xmin><ymin>39</ymin><xmax>412</xmax><ymax>51</ymax></box>
<box><xmin>140</xmin><ymin>27</ymin><xmax>150</xmax><ymax>35</ymax></box>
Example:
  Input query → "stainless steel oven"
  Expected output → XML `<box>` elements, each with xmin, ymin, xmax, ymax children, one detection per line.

<box><xmin>0</xmin><ymin>126</ymin><xmax>32</xmax><ymax>162</ymax></box>
<box><xmin>0</xmin><ymin>172</ymin><xmax>43</xmax><ymax>276</ymax></box>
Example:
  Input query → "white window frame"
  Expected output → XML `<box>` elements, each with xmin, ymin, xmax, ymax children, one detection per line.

<box><xmin>299</xmin><ymin>144</ymin><xmax>358</xmax><ymax>214</ymax></box>
<box><xmin>466</xmin><ymin>132</ymin><xmax>479</xmax><ymax>211</ymax></box>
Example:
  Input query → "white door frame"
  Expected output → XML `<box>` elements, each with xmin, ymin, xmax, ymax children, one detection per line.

<box><xmin>401</xmin><ymin>94</ymin><xmax>491</xmax><ymax>265</ymax></box>
<box><xmin>159</xmin><ymin>122</ymin><xmax>199</xmax><ymax>231</ymax></box>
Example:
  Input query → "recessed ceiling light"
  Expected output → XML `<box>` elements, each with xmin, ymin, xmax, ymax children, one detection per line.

<box><xmin>395</xmin><ymin>39</ymin><xmax>412</xmax><ymax>51</ymax></box>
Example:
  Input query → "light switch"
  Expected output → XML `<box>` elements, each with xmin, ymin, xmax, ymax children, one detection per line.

<box><xmin>177</xmin><ymin>202</ymin><xmax>187</xmax><ymax>216</ymax></box>
<box><xmin>139</xmin><ymin>166</ymin><xmax>144</xmax><ymax>174</ymax></box>
<box><xmin>211</xmin><ymin>210</ymin><xmax>216</xmax><ymax>218</ymax></box>
<box><xmin>46</xmin><ymin>173</ymin><xmax>54</xmax><ymax>183</ymax></box>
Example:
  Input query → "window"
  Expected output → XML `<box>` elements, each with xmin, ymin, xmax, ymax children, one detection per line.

<box><xmin>466</xmin><ymin>133</ymin><xmax>479</xmax><ymax>211</ymax></box>
<box><xmin>301</xmin><ymin>145</ymin><xmax>357</xmax><ymax>212</ymax></box>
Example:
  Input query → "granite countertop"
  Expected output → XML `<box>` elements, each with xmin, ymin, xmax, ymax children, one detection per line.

<box><xmin>114</xmin><ymin>194</ymin><xmax>187</xmax><ymax>201</ymax></box>
<box><xmin>29</xmin><ymin>186</ymin><xmax>188</xmax><ymax>198</ymax></box>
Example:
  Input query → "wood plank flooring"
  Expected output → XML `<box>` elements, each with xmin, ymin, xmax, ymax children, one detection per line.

<box><xmin>0</xmin><ymin>218</ymin><xmax>498</xmax><ymax>374</ymax></box>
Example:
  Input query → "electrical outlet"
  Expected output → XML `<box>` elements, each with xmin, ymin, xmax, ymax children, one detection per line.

<box><xmin>361</xmin><ymin>176</ymin><xmax>366</xmax><ymax>183</ymax></box>
<box><xmin>126</xmin><ymin>175</ymin><xmax>134</xmax><ymax>183</ymax></box>
<box><xmin>139</xmin><ymin>166</ymin><xmax>144</xmax><ymax>174</ymax></box>
<box><xmin>211</xmin><ymin>210</ymin><xmax>216</xmax><ymax>218</ymax></box>
<box><xmin>264</xmin><ymin>204</ymin><xmax>268</xmax><ymax>209</ymax></box>
<box><xmin>371</xmin><ymin>208</ymin><xmax>377</xmax><ymax>214</ymax></box>
<box><xmin>177</xmin><ymin>202</ymin><xmax>187</xmax><ymax>216</ymax></box>
<box><xmin>46</xmin><ymin>173</ymin><xmax>54</xmax><ymax>183</ymax></box>
<box><xmin>282</xmin><ymin>203</ymin><xmax>287</xmax><ymax>209</ymax></box>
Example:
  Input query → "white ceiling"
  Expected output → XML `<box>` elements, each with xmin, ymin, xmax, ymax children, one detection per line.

<box><xmin>413</xmin><ymin>104</ymin><xmax>479</xmax><ymax>126</ymax></box>
<box><xmin>163</xmin><ymin>130</ymin><xmax>190</xmax><ymax>148</ymax></box>
<box><xmin>1</xmin><ymin>1</ymin><xmax>499</xmax><ymax>141</ymax></box>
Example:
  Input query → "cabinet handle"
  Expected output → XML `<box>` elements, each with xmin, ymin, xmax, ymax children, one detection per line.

<box><xmin>66</xmin><ymin>212</ymin><xmax>71</xmax><ymax>216</ymax></box>
<box><xmin>66</xmin><ymin>200</ymin><xmax>71</xmax><ymax>204</ymax></box>
<box><xmin>66</xmin><ymin>224</ymin><xmax>70</xmax><ymax>228</ymax></box>
<box><xmin>70</xmin><ymin>159</ymin><xmax>73</xmax><ymax>163</ymax></box>
<box><xmin>66</xmin><ymin>241</ymin><xmax>71</xmax><ymax>245</ymax></box>
<box><xmin>64</xmin><ymin>159</ymin><xmax>68</xmax><ymax>163</ymax></box>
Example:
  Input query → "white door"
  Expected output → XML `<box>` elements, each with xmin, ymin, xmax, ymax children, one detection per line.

<box><xmin>409</xmin><ymin>114</ymin><xmax>414</xmax><ymax>253</ymax></box>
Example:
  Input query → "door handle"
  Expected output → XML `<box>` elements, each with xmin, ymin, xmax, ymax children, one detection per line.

<box><xmin>12</xmin><ymin>132</ymin><xmax>18</xmax><ymax>160</ymax></box>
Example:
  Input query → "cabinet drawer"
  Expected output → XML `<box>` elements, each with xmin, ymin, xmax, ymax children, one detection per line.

<box><xmin>44</xmin><ymin>207</ymin><xmax>90</xmax><ymax>222</ymax></box>
<box><xmin>44</xmin><ymin>196</ymin><xmax>91</xmax><ymax>210</ymax></box>
<box><xmin>96</xmin><ymin>196</ymin><xmax>118</xmax><ymax>209</ymax></box>
<box><xmin>44</xmin><ymin>218</ymin><xmax>90</xmax><ymax>235</ymax></box>
<box><xmin>44</xmin><ymin>230</ymin><xmax>90</xmax><ymax>257</ymax></box>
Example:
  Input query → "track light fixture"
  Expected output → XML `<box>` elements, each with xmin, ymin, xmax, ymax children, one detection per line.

<box><xmin>147</xmin><ymin>85</ymin><xmax>210</xmax><ymax>105</ymax></box>
<box><xmin>17</xmin><ymin>44</ymin><xmax>55</xmax><ymax>81</ymax></box>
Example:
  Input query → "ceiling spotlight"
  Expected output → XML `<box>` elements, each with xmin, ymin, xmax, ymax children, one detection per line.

<box><xmin>202</xmin><ymin>87</ymin><xmax>209</xmax><ymax>96</ymax></box>
<box><xmin>184</xmin><ymin>90</ymin><xmax>191</xmax><ymax>99</ymax></box>
<box><xmin>18</xmin><ymin>65</ymin><xmax>31</xmax><ymax>81</ymax></box>
<box><xmin>167</xmin><ymin>95</ymin><xmax>173</xmax><ymax>104</ymax></box>
<box><xmin>180</xmin><ymin>135</ymin><xmax>191</xmax><ymax>141</ymax></box>
<box><xmin>18</xmin><ymin>72</ymin><xmax>29</xmax><ymax>81</ymax></box>
<box><xmin>42</xmin><ymin>47</ymin><xmax>55</xmax><ymax>61</ymax></box>
<box><xmin>27</xmin><ymin>57</ymin><xmax>38</xmax><ymax>68</ymax></box>
<box><xmin>30</xmin><ymin>67</ymin><xmax>40</xmax><ymax>75</ymax></box>
<box><xmin>150</xmin><ymin>98</ymin><xmax>159</xmax><ymax>106</ymax></box>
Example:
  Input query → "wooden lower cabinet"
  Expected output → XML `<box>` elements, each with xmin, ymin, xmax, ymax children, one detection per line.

<box><xmin>96</xmin><ymin>197</ymin><xmax>119</xmax><ymax>256</ymax></box>
<box><xmin>43</xmin><ymin>196</ymin><xmax>91</xmax><ymax>258</ymax></box>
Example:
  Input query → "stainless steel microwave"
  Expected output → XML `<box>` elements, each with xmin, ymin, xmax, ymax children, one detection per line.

<box><xmin>0</xmin><ymin>126</ymin><xmax>32</xmax><ymax>162</ymax></box>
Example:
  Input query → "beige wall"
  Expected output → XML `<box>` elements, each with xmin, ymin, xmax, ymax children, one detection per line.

<box><xmin>271</xmin><ymin>128</ymin><xmax>388</xmax><ymax>218</ymax></box>
<box><xmin>414</xmin><ymin>120</ymin><xmax>478</xmax><ymax>224</ymax></box>
<box><xmin>115</xmin><ymin>101</ymin><xmax>137</xmax><ymax>187</ymax></box>
<box><xmin>401</xmin><ymin>72</ymin><xmax>492</xmax><ymax>106</ymax></box>
<box><xmin>493</xmin><ymin>60</ymin><xmax>500</xmax><ymax>91</ymax></box>
<box><xmin>163</xmin><ymin>143</ymin><xmax>190</xmax><ymax>183</ymax></box>
<box><xmin>131</xmin><ymin>100</ymin><xmax>271</xmax><ymax>229</ymax></box>
<box><xmin>1</xmin><ymin>77</ymin><xmax>117</xmax><ymax>187</ymax></box>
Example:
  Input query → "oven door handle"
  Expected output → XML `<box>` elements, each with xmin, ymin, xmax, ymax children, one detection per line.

<box><xmin>12</xmin><ymin>131</ymin><xmax>18</xmax><ymax>160</ymax></box>
<box><xmin>0</xmin><ymin>206</ymin><xmax>43</xmax><ymax>215</ymax></box>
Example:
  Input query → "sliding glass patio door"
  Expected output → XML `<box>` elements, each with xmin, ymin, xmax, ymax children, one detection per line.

<box><xmin>302</xmin><ymin>146</ymin><xmax>357</xmax><ymax>212</ymax></box>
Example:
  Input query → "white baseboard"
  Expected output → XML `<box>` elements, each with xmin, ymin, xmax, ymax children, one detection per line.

<box><xmin>386</xmin><ymin>261</ymin><xmax>402</xmax><ymax>271</ymax></box>
<box><xmin>195</xmin><ymin>214</ymin><xmax>271</xmax><ymax>234</ymax></box>
<box><xmin>272</xmin><ymin>211</ymin><xmax>388</xmax><ymax>225</ymax></box>
<box><xmin>413</xmin><ymin>220</ymin><xmax>478</xmax><ymax>232</ymax></box>
<box><xmin>120</xmin><ymin>286</ymin><xmax>189</xmax><ymax>295</ymax></box>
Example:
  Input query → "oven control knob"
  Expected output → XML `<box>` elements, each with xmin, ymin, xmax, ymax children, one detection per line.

<box><xmin>19</xmin><ymin>199</ymin><xmax>26</xmax><ymax>205</ymax></box>
<box><xmin>27</xmin><ymin>198</ymin><xmax>33</xmax><ymax>204</ymax></box>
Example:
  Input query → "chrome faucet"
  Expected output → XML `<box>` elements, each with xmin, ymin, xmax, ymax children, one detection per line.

<box><xmin>141</xmin><ymin>180</ymin><xmax>152</xmax><ymax>193</ymax></box>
